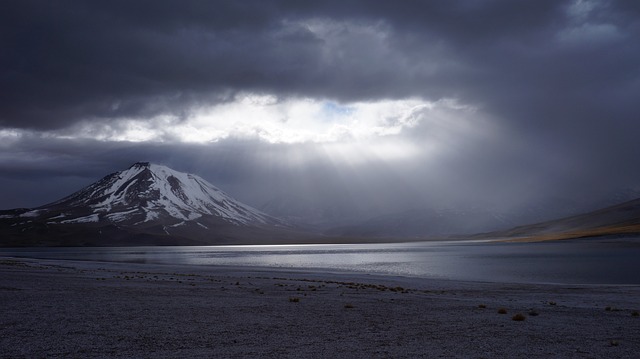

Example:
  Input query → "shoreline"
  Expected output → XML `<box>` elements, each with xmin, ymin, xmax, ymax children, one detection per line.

<box><xmin>4</xmin><ymin>254</ymin><xmax>640</xmax><ymax>288</ymax></box>
<box><xmin>2</xmin><ymin>257</ymin><xmax>640</xmax><ymax>358</ymax></box>
<box><xmin>3</xmin><ymin>237</ymin><xmax>640</xmax><ymax>286</ymax></box>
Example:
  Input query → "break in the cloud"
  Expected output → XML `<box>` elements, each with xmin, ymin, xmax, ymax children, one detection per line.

<box><xmin>56</xmin><ymin>95</ymin><xmax>460</xmax><ymax>145</ymax></box>
<box><xmin>1</xmin><ymin>0</ymin><xmax>640</xmax><ymax>227</ymax></box>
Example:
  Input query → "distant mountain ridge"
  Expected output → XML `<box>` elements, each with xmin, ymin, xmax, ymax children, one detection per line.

<box><xmin>0</xmin><ymin>162</ymin><xmax>305</xmax><ymax>246</ymax></box>
<box><xmin>481</xmin><ymin>197</ymin><xmax>640</xmax><ymax>241</ymax></box>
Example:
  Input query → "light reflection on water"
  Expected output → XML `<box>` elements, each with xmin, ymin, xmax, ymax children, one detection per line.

<box><xmin>2</xmin><ymin>239</ymin><xmax>640</xmax><ymax>284</ymax></box>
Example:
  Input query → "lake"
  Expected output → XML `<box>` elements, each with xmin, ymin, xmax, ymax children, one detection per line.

<box><xmin>2</xmin><ymin>238</ymin><xmax>640</xmax><ymax>284</ymax></box>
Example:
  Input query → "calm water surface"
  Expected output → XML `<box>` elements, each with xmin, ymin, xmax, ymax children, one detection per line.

<box><xmin>3</xmin><ymin>239</ymin><xmax>640</xmax><ymax>284</ymax></box>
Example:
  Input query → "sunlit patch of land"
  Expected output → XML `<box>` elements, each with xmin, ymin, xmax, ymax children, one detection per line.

<box><xmin>494</xmin><ymin>223</ymin><xmax>640</xmax><ymax>243</ymax></box>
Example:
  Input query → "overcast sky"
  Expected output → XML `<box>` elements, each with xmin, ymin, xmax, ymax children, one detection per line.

<box><xmin>1</xmin><ymin>1</ymin><xmax>640</xmax><ymax>222</ymax></box>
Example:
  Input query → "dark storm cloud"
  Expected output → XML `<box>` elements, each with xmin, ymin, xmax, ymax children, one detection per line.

<box><xmin>5</xmin><ymin>0</ymin><xmax>636</xmax><ymax>129</ymax></box>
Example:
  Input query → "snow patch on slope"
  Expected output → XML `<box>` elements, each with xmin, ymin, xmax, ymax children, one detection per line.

<box><xmin>61</xmin><ymin>214</ymin><xmax>100</xmax><ymax>224</ymax></box>
<box><xmin>20</xmin><ymin>210</ymin><xmax>41</xmax><ymax>218</ymax></box>
<box><xmin>106</xmin><ymin>209</ymin><xmax>139</xmax><ymax>222</ymax></box>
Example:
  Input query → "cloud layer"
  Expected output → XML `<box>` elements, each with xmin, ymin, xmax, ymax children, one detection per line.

<box><xmin>2</xmin><ymin>0</ymin><xmax>640</xmax><ymax>226</ymax></box>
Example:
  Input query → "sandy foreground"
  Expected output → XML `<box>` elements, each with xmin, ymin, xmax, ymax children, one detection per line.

<box><xmin>1</xmin><ymin>257</ymin><xmax>639</xmax><ymax>358</ymax></box>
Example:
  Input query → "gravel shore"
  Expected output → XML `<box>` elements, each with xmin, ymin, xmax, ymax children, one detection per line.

<box><xmin>1</xmin><ymin>257</ymin><xmax>639</xmax><ymax>358</ymax></box>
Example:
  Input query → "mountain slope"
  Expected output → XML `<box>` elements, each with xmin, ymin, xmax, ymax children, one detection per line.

<box><xmin>0</xmin><ymin>162</ymin><xmax>302</xmax><ymax>246</ymax></box>
<box><xmin>483</xmin><ymin>197</ymin><xmax>640</xmax><ymax>241</ymax></box>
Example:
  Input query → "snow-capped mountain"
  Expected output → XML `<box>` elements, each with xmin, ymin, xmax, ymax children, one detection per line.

<box><xmin>42</xmin><ymin>162</ymin><xmax>277</xmax><ymax>227</ymax></box>
<box><xmin>0</xmin><ymin>162</ymin><xmax>301</xmax><ymax>246</ymax></box>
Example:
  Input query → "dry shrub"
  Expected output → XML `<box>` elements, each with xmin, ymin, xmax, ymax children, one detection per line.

<box><xmin>512</xmin><ymin>313</ymin><xmax>526</xmax><ymax>321</ymax></box>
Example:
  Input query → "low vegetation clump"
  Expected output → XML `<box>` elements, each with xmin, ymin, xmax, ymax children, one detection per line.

<box><xmin>631</xmin><ymin>311</ymin><xmax>639</xmax><ymax>317</ymax></box>
<box><xmin>512</xmin><ymin>313</ymin><xmax>526</xmax><ymax>321</ymax></box>
<box><xmin>344</xmin><ymin>303</ymin><xmax>354</xmax><ymax>309</ymax></box>
<box><xmin>289</xmin><ymin>297</ymin><xmax>300</xmax><ymax>303</ymax></box>
<box><xmin>478</xmin><ymin>304</ymin><xmax>487</xmax><ymax>309</ymax></box>
<box><xmin>548</xmin><ymin>301</ymin><xmax>557</xmax><ymax>306</ymax></box>
<box><xmin>497</xmin><ymin>308</ymin><xmax>507</xmax><ymax>314</ymax></box>
<box><xmin>610</xmin><ymin>340</ymin><xmax>619</xmax><ymax>347</ymax></box>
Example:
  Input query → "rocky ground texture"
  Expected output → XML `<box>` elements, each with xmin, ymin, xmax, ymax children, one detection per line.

<box><xmin>1</xmin><ymin>258</ymin><xmax>639</xmax><ymax>358</ymax></box>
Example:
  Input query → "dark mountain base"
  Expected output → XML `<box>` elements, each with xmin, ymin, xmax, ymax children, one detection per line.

<box><xmin>0</xmin><ymin>220</ymin><xmax>431</xmax><ymax>247</ymax></box>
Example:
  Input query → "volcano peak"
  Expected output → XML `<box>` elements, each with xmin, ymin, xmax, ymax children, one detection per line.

<box><xmin>0</xmin><ymin>163</ymin><xmax>292</xmax><ymax>246</ymax></box>
<box><xmin>131</xmin><ymin>161</ymin><xmax>151</xmax><ymax>168</ymax></box>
